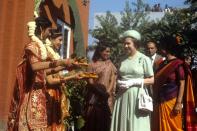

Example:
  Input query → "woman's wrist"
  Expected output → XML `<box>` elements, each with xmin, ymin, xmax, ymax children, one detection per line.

<box><xmin>49</xmin><ymin>60</ymin><xmax>58</xmax><ymax>68</ymax></box>
<box><xmin>59</xmin><ymin>78</ymin><xmax>65</xmax><ymax>83</ymax></box>
<box><xmin>176</xmin><ymin>101</ymin><xmax>182</xmax><ymax>104</ymax></box>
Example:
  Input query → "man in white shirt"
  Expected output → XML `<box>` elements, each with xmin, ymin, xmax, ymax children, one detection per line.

<box><xmin>146</xmin><ymin>40</ymin><xmax>163</xmax><ymax>72</ymax></box>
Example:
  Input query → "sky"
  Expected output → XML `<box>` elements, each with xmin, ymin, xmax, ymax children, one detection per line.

<box><xmin>88</xmin><ymin>0</ymin><xmax>188</xmax><ymax>44</ymax></box>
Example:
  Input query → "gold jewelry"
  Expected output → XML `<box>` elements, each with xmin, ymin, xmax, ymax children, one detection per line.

<box><xmin>49</xmin><ymin>60</ymin><xmax>57</xmax><ymax>68</ymax></box>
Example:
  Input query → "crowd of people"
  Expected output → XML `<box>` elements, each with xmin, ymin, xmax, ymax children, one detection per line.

<box><xmin>7</xmin><ymin>16</ymin><xmax>197</xmax><ymax>131</ymax></box>
<box><xmin>145</xmin><ymin>3</ymin><xmax>176</xmax><ymax>13</ymax></box>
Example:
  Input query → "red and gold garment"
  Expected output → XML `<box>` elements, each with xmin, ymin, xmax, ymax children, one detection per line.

<box><xmin>7</xmin><ymin>42</ymin><xmax>48</xmax><ymax>131</ymax></box>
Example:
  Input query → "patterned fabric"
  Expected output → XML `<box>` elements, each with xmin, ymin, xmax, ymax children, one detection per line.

<box><xmin>87</xmin><ymin>60</ymin><xmax>117</xmax><ymax>111</ymax></box>
<box><xmin>110</xmin><ymin>51</ymin><xmax>154</xmax><ymax>131</ymax></box>
<box><xmin>83</xmin><ymin>60</ymin><xmax>117</xmax><ymax>131</ymax></box>
<box><xmin>7</xmin><ymin>42</ymin><xmax>48</xmax><ymax>131</ymax></box>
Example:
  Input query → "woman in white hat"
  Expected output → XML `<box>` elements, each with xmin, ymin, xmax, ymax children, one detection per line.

<box><xmin>110</xmin><ymin>30</ymin><xmax>154</xmax><ymax>131</ymax></box>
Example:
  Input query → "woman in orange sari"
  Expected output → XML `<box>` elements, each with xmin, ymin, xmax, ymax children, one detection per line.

<box><xmin>152</xmin><ymin>36</ymin><xmax>185</xmax><ymax>131</ymax></box>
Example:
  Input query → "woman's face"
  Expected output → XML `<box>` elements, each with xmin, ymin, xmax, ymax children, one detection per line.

<box><xmin>42</xmin><ymin>27</ymin><xmax>51</xmax><ymax>40</ymax></box>
<box><xmin>52</xmin><ymin>36</ymin><xmax>63</xmax><ymax>51</ymax></box>
<box><xmin>100</xmin><ymin>47</ymin><xmax>110</xmax><ymax>60</ymax></box>
<box><xmin>123</xmin><ymin>37</ymin><xmax>137</xmax><ymax>55</ymax></box>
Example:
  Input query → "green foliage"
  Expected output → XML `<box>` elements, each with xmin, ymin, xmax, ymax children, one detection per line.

<box><xmin>90</xmin><ymin>11</ymin><xmax>121</xmax><ymax>45</ymax></box>
<box><xmin>62</xmin><ymin>79</ymin><xmax>87</xmax><ymax>130</ymax></box>
<box><xmin>120</xmin><ymin>1</ymin><xmax>149</xmax><ymax>31</ymax></box>
<box><xmin>90</xmin><ymin>0</ymin><xmax>197</xmax><ymax>66</ymax></box>
<box><xmin>34</xmin><ymin>0</ymin><xmax>42</xmax><ymax>13</ymax></box>
<box><xmin>90</xmin><ymin>11</ymin><xmax>123</xmax><ymax>65</ymax></box>
<box><xmin>90</xmin><ymin>0</ymin><xmax>152</xmax><ymax>66</ymax></box>
<box><xmin>143</xmin><ymin>9</ymin><xmax>192</xmax><ymax>43</ymax></box>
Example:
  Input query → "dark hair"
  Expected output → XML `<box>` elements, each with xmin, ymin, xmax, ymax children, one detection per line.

<box><xmin>92</xmin><ymin>43</ymin><xmax>110</xmax><ymax>62</ymax></box>
<box><xmin>159</xmin><ymin>36</ymin><xmax>178</xmax><ymax>56</ymax></box>
<box><xmin>35</xmin><ymin>17</ymin><xmax>52</xmax><ymax>36</ymax></box>
<box><xmin>50</xmin><ymin>26</ymin><xmax>62</xmax><ymax>39</ymax></box>
<box><xmin>146</xmin><ymin>40</ymin><xmax>158</xmax><ymax>48</ymax></box>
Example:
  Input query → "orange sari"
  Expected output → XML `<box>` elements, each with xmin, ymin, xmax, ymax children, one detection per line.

<box><xmin>152</xmin><ymin>59</ymin><xmax>184</xmax><ymax>131</ymax></box>
<box><xmin>152</xmin><ymin>59</ymin><xmax>197</xmax><ymax>131</ymax></box>
<box><xmin>184</xmin><ymin>64</ymin><xmax>197</xmax><ymax>131</ymax></box>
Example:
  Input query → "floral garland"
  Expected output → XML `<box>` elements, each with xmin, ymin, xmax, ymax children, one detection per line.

<box><xmin>27</xmin><ymin>21</ymin><xmax>48</xmax><ymax>60</ymax></box>
<box><xmin>45</xmin><ymin>38</ymin><xmax>61</xmax><ymax>60</ymax></box>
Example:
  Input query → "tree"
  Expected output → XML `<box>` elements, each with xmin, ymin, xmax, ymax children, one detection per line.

<box><xmin>90</xmin><ymin>0</ymin><xmax>197</xmax><ymax>66</ymax></box>
<box><xmin>90</xmin><ymin>0</ymin><xmax>150</xmax><ymax>66</ymax></box>
<box><xmin>90</xmin><ymin>11</ymin><xmax>123</xmax><ymax>66</ymax></box>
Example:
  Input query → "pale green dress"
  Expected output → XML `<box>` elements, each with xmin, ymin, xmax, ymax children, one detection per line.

<box><xmin>110</xmin><ymin>51</ymin><xmax>154</xmax><ymax>131</ymax></box>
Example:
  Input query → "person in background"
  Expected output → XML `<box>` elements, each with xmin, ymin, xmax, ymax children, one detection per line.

<box><xmin>184</xmin><ymin>55</ymin><xmax>192</xmax><ymax>66</ymax></box>
<box><xmin>83</xmin><ymin>43</ymin><xmax>117</xmax><ymax>131</ymax></box>
<box><xmin>182</xmin><ymin>54</ymin><xmax>197</xmax><ymax>131</ymax></box>
<box><xmin>110</xmin><ymin>30</ymin><xmax>154</xmax><ymax>131</ymax></box>
<box><xmin>146</xmin><ymin>40</ymin><xmax>163</xmax><ymax>72</ymax></box>
<box><xmin>152</xmin><ymin>36</ymin><xmax>185</xmax><ymax>131</ymax></box>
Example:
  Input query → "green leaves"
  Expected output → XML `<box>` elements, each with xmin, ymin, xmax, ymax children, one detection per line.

<box><xmin>90</xmin><ymin>0</ymin><xmax>197</xmax><ymax>66</ymax></box>
<box><xmin>62</xmin><ymin>79</ymin><xmax>87</xmax><ymax>130</ymax></box>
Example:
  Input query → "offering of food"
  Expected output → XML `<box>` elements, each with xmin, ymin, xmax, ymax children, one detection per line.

<box><xmin>79</xmin><ymin>72</ymin><xmax>98</xmax><ymax>79</ymax></box>
<box><xmin>73</xmin><ymin>57</ymin><xmax>89</xmax><ymax>67</ymax></box>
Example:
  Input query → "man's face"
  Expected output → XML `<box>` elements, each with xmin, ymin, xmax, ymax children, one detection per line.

<box><xmin>146</xmin><ymin>42</ymin><xmax>157</xmax><ymax>57</ymax></box>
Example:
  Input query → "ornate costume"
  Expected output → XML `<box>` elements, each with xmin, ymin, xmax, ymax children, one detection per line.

<box><xmin>8</xmin><ymin>42</ymin><xmax>48</xmax><ymax>131</ymax></box>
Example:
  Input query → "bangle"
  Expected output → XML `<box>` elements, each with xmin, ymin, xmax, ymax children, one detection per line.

<box><xmin>51</xmin><ymin>69</ymin><xmax>56</xmax><ymax>74</ymax></box>
<box><xmin>60</xmin><ymin>78</ymin><xmax>65</xmax><ymax>83</ymax></box>
<box><xmin>176</xmin><ymin>101</ymin><xmax>182</xmax><ymax>104</ymax></box>
<box><xmin>49</xmin><ymin>60</ymin><xmax>57</xmax><ymax>68</ymax></box>
<box><xmin>64</xmin><ymin>59</ymin><xmax>72</xmax><ymax>66</ymax></box>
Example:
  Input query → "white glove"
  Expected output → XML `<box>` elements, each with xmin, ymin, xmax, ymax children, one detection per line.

<box><xmin>118</xmin><ymin>79</ymin><xmax>143</xmax><ymax>88</ymax></box>
<box><xmin>130</xmin><ymin>78</ymin><xmax>143</xmax><ymax>86</ymax></box>
<box><xmin>118</xmin><ymin>80</ymin><xmax>131</xmax><ymax>88</ymax></box>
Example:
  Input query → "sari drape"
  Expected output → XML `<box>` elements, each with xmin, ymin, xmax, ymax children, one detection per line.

<box><xmin>153</xmin><ymin>59</ymin><xmax>197</xmax><ymax>131</ymax></box>
<box><xmin>152</xmin><ymin>59</ymin><xmax>184</xmax><ymax>131</ymax></box>
<box><xmin>183</xmin><ymin>64</ymin><xmax>197</xmax><ymax>131</ymax></box>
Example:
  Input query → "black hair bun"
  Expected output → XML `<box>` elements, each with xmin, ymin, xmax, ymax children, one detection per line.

<box><xmin>35</xmin><ymin>17</ymin><xmax>52</xmax><ymax>28</ymax></box>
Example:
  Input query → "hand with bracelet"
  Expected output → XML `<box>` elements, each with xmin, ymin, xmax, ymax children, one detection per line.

<box><xmin>59</xmin><ymin>71</ymin><xmax>85</xmax><ymax>83</ymax></box>
<box><xmin>173</xmin><ymin>101</ymin><xmax>182</xmax><ymax>115</ymax></box>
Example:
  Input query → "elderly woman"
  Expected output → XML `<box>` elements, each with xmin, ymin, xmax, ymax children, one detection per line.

<box><xmin>110</xmin><ymin>30</ymin><xmax>154</xmax><ymax>131</ymax></box>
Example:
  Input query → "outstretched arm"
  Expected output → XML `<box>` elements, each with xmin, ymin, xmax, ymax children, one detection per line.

<box><xmin>46</xmin><ymin>72</ymin><xmax>84</xmax><ymax>85</ymax></box>
<box><xmin>31</xmin><ymin>59</ymin><xmax>72</xmax><ymax>71</ymax></box>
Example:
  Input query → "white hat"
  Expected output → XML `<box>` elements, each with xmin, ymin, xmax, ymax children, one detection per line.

<box><xmin>120</xmin><ymin>30</ymin><xmax>141</xmax><ymax>40</ymax></box>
